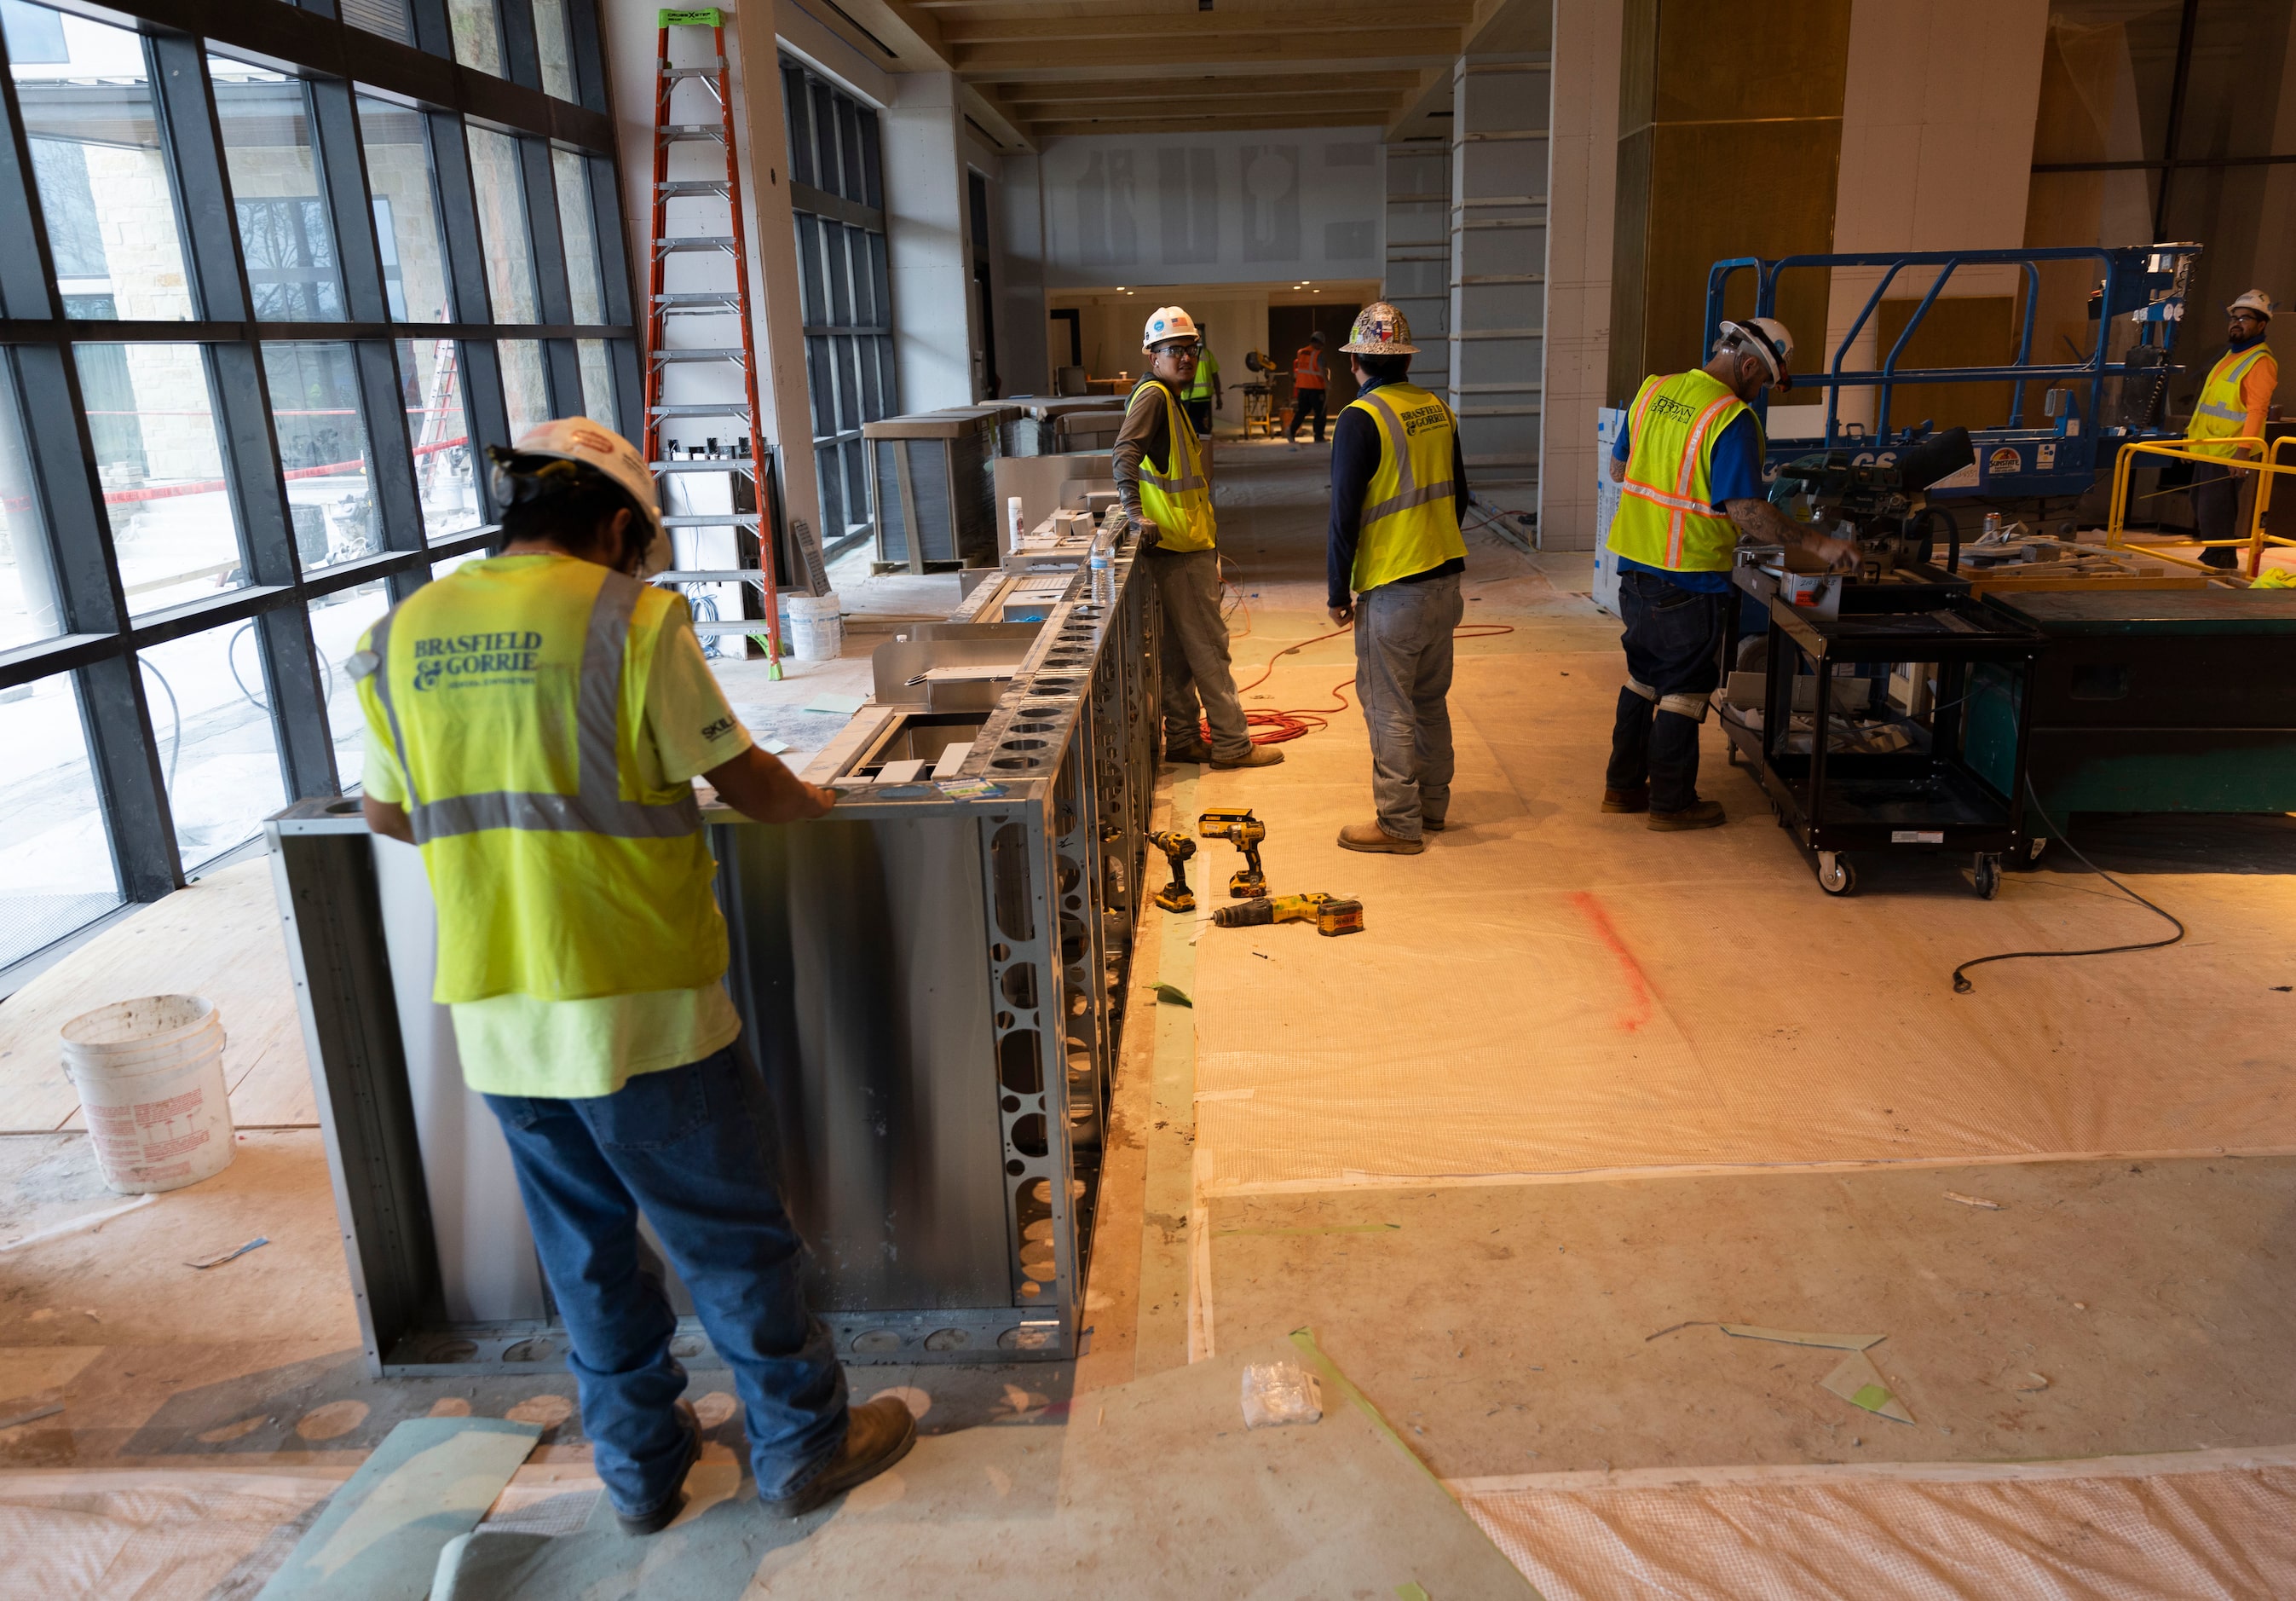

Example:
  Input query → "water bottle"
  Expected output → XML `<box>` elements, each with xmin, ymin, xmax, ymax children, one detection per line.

<box><xmin>1089</xmin><ymin>543</ymin><xmax>1113</xmax><ymax>606</ymax></box>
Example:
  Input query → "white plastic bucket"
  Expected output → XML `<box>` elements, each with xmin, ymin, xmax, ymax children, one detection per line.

<box><xmin>785</xmin><ymin>592</ymin><xmax>845</xmax><ymax>662</ymax></box>
<box><xmin>61</xmin><ymin>994</ymin><xmax>235</xmax><ymax>1194</ymax></box>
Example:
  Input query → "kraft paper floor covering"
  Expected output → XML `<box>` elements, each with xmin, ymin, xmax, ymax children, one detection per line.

<box><xmin>1184</xmin><ymin>624</ymin><xmax>2296</xmax><ymax>1194</ymax></box>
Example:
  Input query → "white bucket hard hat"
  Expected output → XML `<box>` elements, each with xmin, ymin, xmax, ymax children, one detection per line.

<box><xmin>1341</xmin><ymin>302</ymin><xmax>1417</xmax><ymax>355</ymax></box>
<box><xmin>489</xmin><ymin>416</ymin><xmax>667</xmax><ymax>574</ymax></box>
<box><xmin>1716</xmin><ymin>317</ymin><xmax>1796</xmax><ymax>390</ymax></box>
<box><xmin>2229</xmin><ymin>289</ymin><xmax>2276</xmax><ymax>321</ymax></box>
<box><xmin>1142</xmin><ymin>306</ymin><xmax>1202</xmax><ymax>352</ymax></box>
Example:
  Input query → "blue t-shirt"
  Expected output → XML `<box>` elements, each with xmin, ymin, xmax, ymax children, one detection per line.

<box><xmin>1610</xmin><ymin>408</ymin><xmax>1762</xmax><ymax>593</ymax></box>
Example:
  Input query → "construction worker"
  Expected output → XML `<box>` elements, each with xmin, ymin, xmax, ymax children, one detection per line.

<box><xmin>1287</xmin><ymin>330</ymin><xmax>1329</xmax><ymax>444</ymax></box>
<box><xmin>1183</xmin><ymin>323</ymin><xmax>1221</xmax><ymax>436</ymax></box>
<box><xmin>1605</xmin><ymin>320</ymin><xmax>1855</xmax><ymax>829</ymax></box>
<box><xmin>1324</xmin><ymin>303</ymin><xmax>1468</xmax><ymax>854</ymax></box>
<box><xmin>353</xmin><ymin>419</ymin><xmax>914</xmax><ymax>1535</ymax></box>
<box><xmin>1114</xmin><ymin>306</ymin><xmax>1283</xmax><ymax>769</ymax></box>
<box><xmin>2187</xmin><ymin>289</ymin><xmax>2277</xmax><ymax>569</ymax></box>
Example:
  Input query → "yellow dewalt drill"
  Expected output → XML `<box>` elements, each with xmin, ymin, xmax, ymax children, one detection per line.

<box><xmin>1197</xmin><ymin>807</ymin><xmax>1267</xmax><ymax>899</ymax></box>
<box><xmin>1148</xmin><ymin>829</ymin><xmax>1197</xmax><ymax>912</ymax></box>
<box><xmin>1212</xmin><ymin>893</ymin><xmax>1365</xmax><ymax>936</ymax></box>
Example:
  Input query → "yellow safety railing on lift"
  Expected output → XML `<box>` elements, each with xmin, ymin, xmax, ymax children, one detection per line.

<box><xmin>2104</xmin><ymin>436</ymin><xmax>2296</xmax><ymax>580</ymax></box>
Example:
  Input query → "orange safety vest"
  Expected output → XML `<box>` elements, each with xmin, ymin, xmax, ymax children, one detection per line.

<box><xmin>1292</xmin><ymin>345</ymin><xmax>1325</xmax><ymax>390</ymax></box>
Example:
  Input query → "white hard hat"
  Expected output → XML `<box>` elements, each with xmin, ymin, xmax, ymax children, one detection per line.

<box><xmin>490</xmin><ymin>416</ymin><xmax>667</xmax><ymax>574</ymax></box>
<box><xmin>2229</xmin><ymin>289</ymin><xmax>2276</xmax><ymax>321</ymax></box>
<box><xmin>1142</xmin><ymin>306</ymin><xmax>1202</xmax><ymax>352</ymax></box>
<box><xmin>1716</xmin><ymin>317</ymin><xmax>1796</xmax><ymax>390</ymax></box>
<box><xmin>1341</xmin><ymin>301</ymin><xmax>1418</xmax><ymax>355</ymax></box>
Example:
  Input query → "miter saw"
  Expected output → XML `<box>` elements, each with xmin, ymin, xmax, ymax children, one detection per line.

<box><xmin>1765</xmin><ymin>425</ymin><xmax>1977</xmax><ymax>581</ymax></box>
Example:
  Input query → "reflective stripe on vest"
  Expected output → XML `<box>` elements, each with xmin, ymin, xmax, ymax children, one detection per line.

<box><xmin>1134</xmin><ymin>379</ymin><xmax>1217</xmax><ymax>552</ymax></box>
<box><xmin>1293</xmin><ymin>347</ymin><xmax>1324</xmax><ymax>389</ymax></box>
<box><xmin>2187</xmin><ymin>344</ymin><xmax>2274</xmax><ymax>459</ymax></box>
<box><xmin>366</xmin><ymin>573</ymin><xmax>703</xmax><ymax>844</ymax></box>
<box><xmin>1346</xmin><ymin>383</ymin><xmax>1468</xmax><ymax>592</ymax></box>
<box><xmin>356</xmin><ymin>555</ymin><xmax>726</xmax><ymax>1005</ymax></box>
<box><xmin>1607</xmin><ymin>370</ymin><xmax>1750</xmax><ymax>573</ymax></box>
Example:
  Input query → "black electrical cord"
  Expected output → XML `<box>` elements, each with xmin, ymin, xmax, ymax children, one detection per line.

<box><xmin>1951</xmin><ymin>776</ymin><xmax>2186</xmax><ymax>993</ymax></box>
<box><xmin>139</xmin><ymin>657</ymin><xmax>181</xmax><ymax>792</ymax></box>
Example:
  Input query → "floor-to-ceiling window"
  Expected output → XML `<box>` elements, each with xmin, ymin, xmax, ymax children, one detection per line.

<box><xmin>0</xmin><ymin>0</ymin><xmax>637</xmax><ymax>976</ymax></box>
<box><xmin>781</xmin><ymin>55</ymin><xmax>894</xmax><ymax>548</ymax></box>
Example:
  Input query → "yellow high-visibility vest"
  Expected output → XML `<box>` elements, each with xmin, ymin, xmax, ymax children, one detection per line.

<box><xmin>1607</xmin><ymin>368</ymin><xmax>1753</xmax><ymax>572</ymax></box>
<box><xmin>1343</xmin><ymin>382</ymin><xmax>1467</xmax><ymax>592</ymax></box>
<box><xmin>2187</xmin><ymin>344</ymin><xmax>2274</xmax><ymax>458</ymax></box>
<box><xmin>1185</xmin><ymin>350</ymin><xmax>1219</xmax><ymax>401</ymax></box>
<box><xmin>353</xmin><ymin>554</ymin><xmax>726</xmax><ymax>1004</ymax></box>
<box><xmin>1133</xmin><ymin>379</ymin><xmax>1216</xmax><ymax>552</ymax></box>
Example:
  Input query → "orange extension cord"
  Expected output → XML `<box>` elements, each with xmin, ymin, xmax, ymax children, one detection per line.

<box><xmin>1200</xmin><ymin>575</ymin><xmax>1514</xmax><ymax>745</ymax></box>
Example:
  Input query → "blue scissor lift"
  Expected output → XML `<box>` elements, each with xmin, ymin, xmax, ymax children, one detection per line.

<box><xmin>1705</xmin><ymin>245</ymin><xmax>2201</xmax><ymax>500</ymax></box>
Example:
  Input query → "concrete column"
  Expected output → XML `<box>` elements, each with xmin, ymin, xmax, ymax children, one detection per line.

<box><xmin>996</xmin><ymin>152</ymin><xmax>1049</xmax><ymax>396</ymax></box>
<box><xmin>1382</xmin><ymin>140</ymin><xmax>1451</xmax><ymax>395</ymax></box>
<box><xmin>1539</xmin><ymin>0</ymin><xmax>1625</xmax><ymax>552</ymax></box>
<box><xmin>1820</xmin><ymin>0</ymin><xmax>2048</xmax><ymax>435</ymax></box>
<box><xmin>1449</xmin><ymin>53</ymin><xmax>1550</xmax><ymax>517</ymax></box>
<box><xmin>883</xmin><ymin>70</ymin><xmax>978</xmax><ymax>411</ymax></box>
<box><xmin>1607</xmin><ymin>0</ymin><xmax>1852</xmax><ymax>405</ymax></box>
<box><xmin>602</xmin><ymin>0</ymin><xmax>822</xmax><ymax>546</ymax></box>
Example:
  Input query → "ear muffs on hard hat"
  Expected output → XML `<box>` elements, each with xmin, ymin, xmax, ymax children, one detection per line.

<box><xmin>1718</xmin><ymin>319</ymin><xmax>1794</xmax><ymax>391</ymax></box>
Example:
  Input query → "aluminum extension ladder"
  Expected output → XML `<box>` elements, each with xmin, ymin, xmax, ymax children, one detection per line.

<box><xmin>645</xmin><ymin>7</ymin><xmax>822</xmax><ymax>675</ymax></box>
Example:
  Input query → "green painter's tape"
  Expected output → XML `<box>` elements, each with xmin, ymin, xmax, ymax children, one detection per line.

<box><xmin>659</xmin><ymin>8</ymin><xmax>723</xmax><ymax>24</ymax></box>
<box><xmin>1396</xmin><ymin>1586</ymin><xmax>1433</xmax><ymax>1600</ymax></box>
<box><xmin>1851</xmin><ymin>1384</ymin><xmax>1894</xmax><ymax>1411</ymax></box>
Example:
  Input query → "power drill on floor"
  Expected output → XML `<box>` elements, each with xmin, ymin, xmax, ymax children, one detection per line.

<box><xmin>1197</xmin><ymin>807</ymin><xmax>1267</xmax><ymax>899</ymax></box>
<box><xmin>1212</xmin><ymin>893</ymin><xmax>1366</xmax><ymax>937</ymax></box>
<box><xmin>1148</xmin><ymin>829</ymin><xmax>1197</xmax><ymax>912</ymax></box>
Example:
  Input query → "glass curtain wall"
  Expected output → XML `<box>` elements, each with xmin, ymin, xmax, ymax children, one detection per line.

<box><xmin>0</xmin><ymin>0</ymin><xmax>637</xmax><ymax>974</ymax></box>
<box><xmin>781</xmin><ymin>55</ymin><xmax>895</xmax><ymax>546</ymax></box>
<box><xmin>2027</xmin><ymin>0</ymin><xmax>2296</xmax><ymax>418</ymax></box>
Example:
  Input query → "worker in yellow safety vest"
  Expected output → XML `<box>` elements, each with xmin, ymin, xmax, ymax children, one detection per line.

<box><xmin>1323</xmin><ymin>302</ymin><xmax>1468</xmax><ymax>853</ymax></box>
<box><xmin>1183</xmin><ymin>321</ymin><xmax>1221</xmax><ymax>436</ymax></box>
<box><xmin>1287</xmin><ymin>330</ymin><xmax>1330</xmax><ymax>444</ymax></box>
<box><xmin>1113</xmin><ymin>306</ymin><xmax>1283</xmax><ymax>769</ymax></box>
<box><xmin>354</xmin><ymin>418</ymin><xmax>914</xmax><ymax>1533</ymax></box>
<box><xmin>1604</xmin><ymin>319</ymin><xmax>1855</xmax><ymax>829</ymax></box>
<box><xmin>2185</xmin><ymin>289</ymin><xmax>2278</xmax><ymax>569</ymax></box>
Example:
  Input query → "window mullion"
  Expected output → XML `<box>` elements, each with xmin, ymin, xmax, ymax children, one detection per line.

<box><xmin>498</xmin><ymin>0</ymin><xmax>544</xmax><ymax>93</ymax></box>
<box><xmin>566</xmin><ymin>0</ymin><xmax>609</xmax><ymax>113</ymax></box>
<box><xmin>0</xmin><ymin>51</ymin><xmax>61</xmax><ymax>319</ymax></box>
<box><xmin>311</xmin><ymin>79</ymin><xmax>393</xmax><ymax>326</ymax></box>
<box><xmin>147</xmin><ymin>37</ymin><xmax>251</xmax><ymax>325</ymax></box>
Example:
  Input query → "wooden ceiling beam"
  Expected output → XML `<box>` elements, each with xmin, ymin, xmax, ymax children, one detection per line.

<box><xmin>1013</xmin><ymin>91</ymin><xmax>1408</xmax><ymax>124</ymax></box>
<box><xmin>995</xmin><ymin>72</ymin><xmax>1421</xmax><ymax>105</ymax></box>
<box><xmin>940</xmin><ymin>7</ymin><xmax>1468</xmax><ymax>44</ymax></box>
<box><xmin>1028</xmin><ymin>108</ymin><xmax>1393</xmax><ymax>136</ymax></box>
<box><xmin>953</xmin><ymin>32</ymin><xmax>1463</xmax><ymax>72</ymax></box>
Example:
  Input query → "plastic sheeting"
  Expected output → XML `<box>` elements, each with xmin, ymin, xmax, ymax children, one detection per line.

<box><xmin>1457</xmin><ymin>1451</ymin><xmax>2296</xmax><ymax>1600</ymax></box>
<box><xmin>0</xmin><ymin>1468</ymin><xmax>343</xmax><ymax>1599</ymax></box>
<box><xmin>1186</xmin><ymin>646</ymin><xmax>2296</xmax><ymax>1194</ymax></box>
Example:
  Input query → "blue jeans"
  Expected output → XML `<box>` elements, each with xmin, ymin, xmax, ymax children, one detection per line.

<box><xmin>483</xmin><ymin>1042</ymin><xmax>847</xmax><ymax>1513</ymax></box>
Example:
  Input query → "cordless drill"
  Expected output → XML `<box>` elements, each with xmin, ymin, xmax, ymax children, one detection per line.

<box><xmin>1213</xmin><ymin>893</ymin><xmax>1366</xmax><ymax>936</ymax></box>
<box><xmin>1197</xmin><ymin>808</ymin><xmax>1267</xmax><ymax>899</ymax></box>
<box><xmin>1148</xmin><ymin>829</ymin><xmax>1197</xmax><ymax>912</ymax></box>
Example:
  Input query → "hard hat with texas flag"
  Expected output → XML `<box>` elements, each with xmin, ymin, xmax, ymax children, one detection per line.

<box><xmin>1340</xmin><ymin>302</ymin><xmax>1418</xmax><ymax>355</ymax></box>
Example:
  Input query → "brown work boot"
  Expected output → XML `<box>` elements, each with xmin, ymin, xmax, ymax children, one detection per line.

<box><xmin>1601</xmin><ymin>787</ymin><xmax>1649</xmax><ymax>813</ymax></box>
<box><xmin>616</xmin><ymin>1402</ymin><xmax>703</xmax><ymax>1536</ymax></box>
<box><xmin>1337</xmin><ymin>821</ymin><xmax>1425</xmax><ymax>854</ymax></box>
<box><xmin>766</xmin><ymin>1396</ymin><xmax>918</xmax><ymax>1519</ymax></box>
<box><xmin>1163</xmin><ymin>741</ymin><xmax>1214</xmax><ymax>765</ymax></box>
<box><xmin>1422</xmin><ymin>814</ymin><xmax>1448</xmax><ymax>832</ymax></box>
<box><xmin>1647</xmin><ymin>800</ymin><xmax>1726</xmax><ymax>831</ymax></box>
<box><xmin>1211</xmin><ymin>745</ymin><xmax>1285</xmax><ymax>769</ymax></box>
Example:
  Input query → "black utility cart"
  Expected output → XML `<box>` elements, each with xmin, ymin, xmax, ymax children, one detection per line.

<box><xmin>1722</xmin><ymin>564</ymin><xmax>2048</xmax><ymax>897</ymax></box>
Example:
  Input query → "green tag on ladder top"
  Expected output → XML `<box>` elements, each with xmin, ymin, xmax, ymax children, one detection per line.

<box><xmin>659</xmin><ymin>8</ymin><xmax>723</xmax><ymax>24</ymax></box>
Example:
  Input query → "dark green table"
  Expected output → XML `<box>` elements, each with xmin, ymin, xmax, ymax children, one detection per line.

<box><xmin>1974</xmin><ymin>588</ymin><xmax>2296</xmax><ymax>840</ymax></box>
